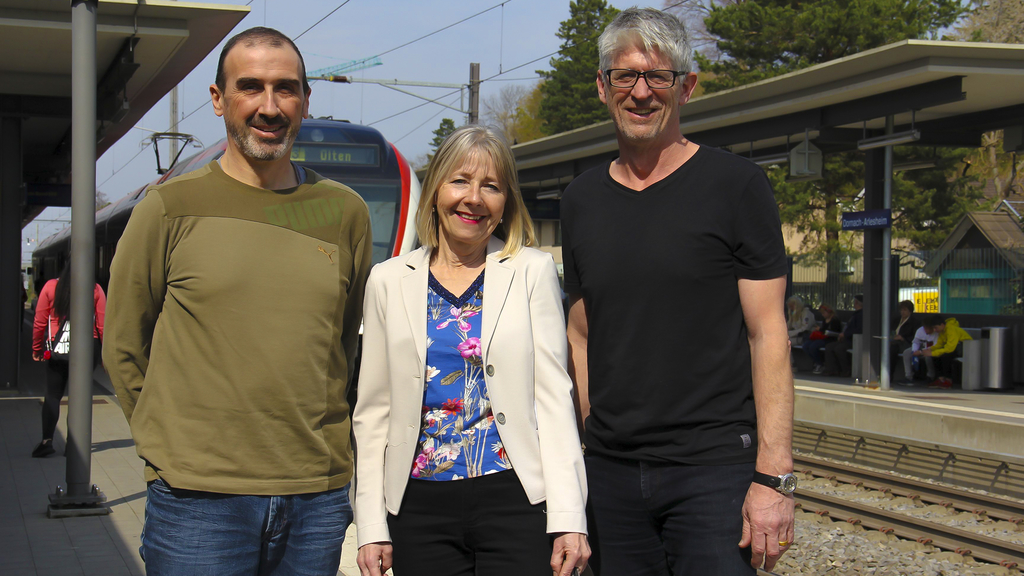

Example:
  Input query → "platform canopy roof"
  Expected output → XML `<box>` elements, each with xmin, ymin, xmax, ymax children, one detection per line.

<box><xmin>512</xmin><ymin>40</ymin><xmax>1024</xmax><ymax>193</ymax></box>
<box><xmin>8</xmin><ymin>0</ymin><xmax>249</xmax><ymax>226</ymax></box>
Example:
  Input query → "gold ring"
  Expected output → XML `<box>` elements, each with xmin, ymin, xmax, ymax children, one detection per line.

<box><xmin>779</xmin><ymin>540</ymin><xmax>791</xmax><ymax>547</ymax></box>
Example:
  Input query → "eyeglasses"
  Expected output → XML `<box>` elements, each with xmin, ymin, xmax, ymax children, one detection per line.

<box><xmin>604</xmin><ymin>69</ymin><xmax>686</xmax><ymax>89</ymax></box>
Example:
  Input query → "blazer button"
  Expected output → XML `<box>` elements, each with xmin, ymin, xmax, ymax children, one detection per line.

<box><xmin>486</xmin><ymin>365</ymin><xmax>495</xmax><ymax>377</ymax></box>
<box><xmin>496</xmin><ymin>412</ymin><xmax>506</xmax><ymax>425</ymax></box>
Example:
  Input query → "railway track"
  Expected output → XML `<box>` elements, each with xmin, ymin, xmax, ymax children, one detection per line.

<box><xmin>794</xmin><ymin>452</ymin><xmax>1024</xmax><ymax>570</ymax></box>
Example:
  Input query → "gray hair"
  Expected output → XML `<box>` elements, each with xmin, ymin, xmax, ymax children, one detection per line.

<box><xmin>598</xmin><ymin>7</ymin><xmax>693</xmax><ymax>75</ymax></box>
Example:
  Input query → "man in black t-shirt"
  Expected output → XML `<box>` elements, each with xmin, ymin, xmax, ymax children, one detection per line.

<box><xmin>561</xmin><ymin>8</ymin><xmax>795</xmax><ymax>575</ymax></box>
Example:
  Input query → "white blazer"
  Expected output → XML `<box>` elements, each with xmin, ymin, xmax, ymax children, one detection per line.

<box><xmin>352</xmin><ymin>237</ymin><xmax>587</xmax><ymax>547</ymax></box>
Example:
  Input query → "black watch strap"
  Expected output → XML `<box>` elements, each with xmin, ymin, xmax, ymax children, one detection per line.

<box><xmin>752</xmin><ymin>471</ymin><xmax>781</xmax><ymax>488</ymax></box>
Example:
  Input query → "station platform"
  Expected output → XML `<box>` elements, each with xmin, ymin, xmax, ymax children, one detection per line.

<box><xmin>793</xmin><ymin>373</ymin><xmax>1024</xmax><ymax>460</ymax></box>
<box><xmin>3</xmin><ymin>304</ymin><xmax>1022</xmax><ymax>575</ymax></box>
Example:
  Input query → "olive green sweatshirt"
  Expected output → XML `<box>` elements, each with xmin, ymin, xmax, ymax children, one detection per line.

<box><xmin>103</xmin><ymin>161</ymin><xmax>371</xmax><ymax>495</ymax></box>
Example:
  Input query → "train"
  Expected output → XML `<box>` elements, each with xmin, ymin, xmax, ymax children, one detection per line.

<box><xmin>32</xmin><ymin>118</ymin><xmax>422</xmax><ymax>289</ymax></box>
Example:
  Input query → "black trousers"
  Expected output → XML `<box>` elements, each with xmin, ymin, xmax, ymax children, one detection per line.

<box><xmin>41</xmin><ymin>338</ymin><xmax>100</xmax><ymax>441</ymax></box>
<box><xmin>585</xmin><ymin>454</ymin><xmax>755</xmax><ymax>576</ymax></box>
<box><xmin>935</xmin><ymin>342</ymin><xmax>965</xmax><ymax>380</ymax></box>
<box><xmin>41</xmin><ymin>361</ymin><xmax>70</xmax><ymax>441</ymax></box>
<box><xmin>387</xmin><ymin>470</ymin><xmax>550</xmax><ymax>576</ymax></box>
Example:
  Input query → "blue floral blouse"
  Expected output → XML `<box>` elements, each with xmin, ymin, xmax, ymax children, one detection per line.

<box><xmin>411</xmin><ymin>270</ymin><xmax>512</xmax><ymax>480</ymax></box>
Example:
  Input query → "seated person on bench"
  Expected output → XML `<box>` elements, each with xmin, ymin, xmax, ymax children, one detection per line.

<box><xmin>896</xmin><ymin>321</ymin><xmax>938</xmax><ymax>385</ymax></box>
<box><xmin>822</xmin><ymin>295</ymin><xmax>862</xmax><ymax>377</ymax></box>
<box><xmin>915</xmin><ymin>315</ymin><xmax>972</xmax><ymax>389</ymax></box>
<box><xmin>786</xmin><ymin>295</ymin><xmax>816</xmax><ymax>345</ymax></box>
<box><xmin>802</xmin><ymin>304</ymin><xmax>842</xmax><ymax>374</ymax></box>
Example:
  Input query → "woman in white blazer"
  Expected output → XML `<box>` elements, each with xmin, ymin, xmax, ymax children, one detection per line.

<box><xmin>353</xmin><ymin>126</ymin><xmax>589</xmax><ymax>576</ymax></box>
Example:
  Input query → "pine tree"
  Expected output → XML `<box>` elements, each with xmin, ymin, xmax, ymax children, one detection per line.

<box><xmin>537</xmin><ymin>0</ymin><xmax>620</xmax><ymax>136</ymax></box>
<box><xmin>430</xmin><ymin>118</ymin><xmax>457</xmax><ymax>155</ymax></box>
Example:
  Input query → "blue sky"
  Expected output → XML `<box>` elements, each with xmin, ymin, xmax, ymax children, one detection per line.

<box><xmin>23</xmin><ymin>0</ymin><xmax>637</xmax><ymax>262</ymax></box>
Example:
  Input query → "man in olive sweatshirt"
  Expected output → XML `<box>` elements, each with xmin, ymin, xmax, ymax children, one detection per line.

<box><xmin>103</xmin><ymin>27</ymin><xmax>371</xmax><ymax>575</ymax></box>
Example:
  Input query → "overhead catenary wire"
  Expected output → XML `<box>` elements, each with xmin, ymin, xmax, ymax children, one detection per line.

<box><xmin>374</xmin><ymin>1</ymin><xmax>511</xmax><ymax>61</ymax></box>
<box><xmin>97</xmin><ymin>1</ymin><xmax>355</xmax><ymax>188</ymax></box>
<box><xmin>368</xmin><ymin>46</ymin><xmax>560</xmax><ymax>127</ymax></box>
<box><xmin>97</xmin><ymin>145</ymin><xmax>150</xmax><ymax>189</ymax></box>
<box><xmin>368</xmin><ymin>0</ymin><xmax>689</xmax><ymax>128</ymax></box>
<box><xmin>102</xmin><ymin>0</ymin><xmax>687</xmax><ymax>188</ymax></box>
<box><xmin>393</xmin><ymin>93</ymin><xmax>464</xmax><ymax>144</ymax></box>
<box><xmin>294</xmin><ymin>0</ymin><xmax>352</xmax><ymax>41</ymax></box>
<box><xmin>102</xmin><ymin>0</ymin><xmax>511</xmax><ymax>184</ymax></box>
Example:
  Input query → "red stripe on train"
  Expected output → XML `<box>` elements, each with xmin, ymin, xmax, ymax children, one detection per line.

<box><xmin>391</xmin><ymin>143</ymin><xmax>412</xmax><ymax>257</ymax></box>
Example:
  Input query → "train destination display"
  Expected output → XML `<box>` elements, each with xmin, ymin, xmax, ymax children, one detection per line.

<box><xmin>290</xmin><ymin>144</ymin><xmax>378</xmax><ymax>166</ymax></box>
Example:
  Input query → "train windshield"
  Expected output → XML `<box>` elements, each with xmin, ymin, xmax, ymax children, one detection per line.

<box><xmin>334</xmin><ymin>180</ymin><xmax>399</xmax><ymax>264</ymax></box>
<box><xmin>293</xmin><ymin>125</ymin><xmax>402</xmax><ymax>265</ymax></box>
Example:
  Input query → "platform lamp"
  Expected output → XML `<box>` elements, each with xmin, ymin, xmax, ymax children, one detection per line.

<box><xmin>858</xmin><ymin>110</ymin><xmax>921</xmax><ymax>151</ymax></box>
<box><xmin>788</xmin><ymin>129</ymin><xmax>823</xmax><ymax>182</ymax></box>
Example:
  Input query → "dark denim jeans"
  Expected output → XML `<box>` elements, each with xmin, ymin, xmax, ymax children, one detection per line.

<box><xmin>585</xmin><ymin>454</ymin><xmax>755</xmax><ymax>576</ymax></box>
<box><xmin>142</xmin><ymin>479</ymin><xmax>351</xmax><ymax>576</ymax></box>
<box><xmin>801</xmin><ymin>338</ymin><xmax>828</xmax><ymax>366</ymax></box>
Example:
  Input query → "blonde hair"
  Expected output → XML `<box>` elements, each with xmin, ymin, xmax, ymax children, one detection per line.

<box><xmin>416</xmin><ymin>125</ymin><xmax>535</xmax><ymax>259</ymax></box>
<box><xmin>786</xmin><ymin>295</ymin><xmax>806</xmax><ymax>325</ymax></box>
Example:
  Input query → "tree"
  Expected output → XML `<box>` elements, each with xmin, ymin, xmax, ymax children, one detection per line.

<box><xmin>697</xmin><ymin>0</ymin><xmax>969</xmax><ymax>259</ymax></box>
<box><xmin>662</xmin><ymin>0</ymin><xmax>738</xmax><ymax>60</ymax></box>
<box><xmin>955</xmin><ymin>0</ymin><xmax>1024</xmax><ymax>43</ymax></box>
<box><xmin>892</xmin><ymin>147</ymin><xmax>990</xmax><ymax>249</ymax></box>
<box><xmin>951</xmin><ymin>1</ymin><xmax>1024</xmax><ymax>203</ymax></box>
<box><xmin>430</xmin><ymin>118</ymin><xmax>457</xmax><ymax>156</ymax></box>
<box><xmin>96</xmin><ymin>190</ymin><xmax>110</xmax><ymax>212</ymax></box>
<box><xmin>483</xmin><ymin>82</ymin><xmax>547</xmax><ymax>145</ymax></box>
<box><xmin>514</xmin><ymin>83</ymin><xmax>548</xmax><ymax>143</ymax></box>
<box><xmin>537</xmin><ymin>0</ymin><xmax>620</xmax><ymax>136</ymax></box>
<box><xmin>696</xmin><ymin>0</ymin><xmax>964</xmax><ymax>93</ymax></box>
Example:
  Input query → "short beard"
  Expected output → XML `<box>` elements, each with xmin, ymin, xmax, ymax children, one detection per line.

<box><xmin>612</xmin><ymin>112</ymin><xmax>665</xmax><ymax>145</ymax></box>
<box><xmin>225</xmin><ymin>113</ymin><xmax>300</xmax><ymax>162</ymax></box>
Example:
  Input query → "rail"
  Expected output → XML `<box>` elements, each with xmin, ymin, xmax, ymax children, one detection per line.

<box><xmin>792</xmin><ymin>423</ymin><xmax>1024</xmax><ymax>571</ymax></box>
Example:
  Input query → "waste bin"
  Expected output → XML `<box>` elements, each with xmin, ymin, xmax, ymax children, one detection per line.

<box><xmin>961</xmin><ymin>339</ymin><xmax>985</xmax><ymax>391</ymax></box>
<box><xmin>983</xmin><ymin>327</ymin><xmax>1011</xmax><ymax>390</ymax></box>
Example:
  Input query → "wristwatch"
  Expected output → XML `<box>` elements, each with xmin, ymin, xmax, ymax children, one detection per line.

<box><xmin>753</xmin><ymin>471</ymin><xmax>798</xmax><ymax>494</ymax></box>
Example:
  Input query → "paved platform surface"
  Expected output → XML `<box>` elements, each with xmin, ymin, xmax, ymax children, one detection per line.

<box><xmin>0</xmin><ymin>312</ymin><xmax>360</xmax><ymax>576</ymax></box>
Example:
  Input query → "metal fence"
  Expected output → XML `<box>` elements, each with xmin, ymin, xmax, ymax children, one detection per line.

<box><xmin>789</xmin><ymin>248</ymin><xmax>1024</xmax><ymax>315</ymax></box>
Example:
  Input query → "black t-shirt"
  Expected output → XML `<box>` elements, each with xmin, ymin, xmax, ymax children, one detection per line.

<box><xmin>561</xmin><ymin>146</ymin><xmax>788</xmax><ymax>465</ymax></box>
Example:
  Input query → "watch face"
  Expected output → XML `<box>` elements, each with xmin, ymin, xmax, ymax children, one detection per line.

<box><xmin>780</xmin><ymin>474</ymin><xmax>798</xmax><ymax>493</ymax></box>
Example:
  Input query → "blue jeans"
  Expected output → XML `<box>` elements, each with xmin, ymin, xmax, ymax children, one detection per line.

<box><xmin>142</xmin><ymin>479</ymin><xmax>351</xmax><ymax>576</ymax></box>
<box><xmin>585</xmin><ymin>455</ymin><xmax>754</xmax><ymax>576</ymax></box>
<box><xmin>802</xmin><ymin>338</ymin><xmax>828</xmax><ymax>366</ymax></box>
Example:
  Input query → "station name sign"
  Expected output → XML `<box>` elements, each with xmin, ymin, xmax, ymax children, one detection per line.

<box><xmin>842</xmin><ymin>209</ymin><xmax>892</xmax><ymax>230</ymax></box>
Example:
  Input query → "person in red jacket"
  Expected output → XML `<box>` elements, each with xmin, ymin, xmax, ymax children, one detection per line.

<box><xmin>31</xmin><ymin>263</ymin><xmax>105</xmax><ymax>457</ymax></box>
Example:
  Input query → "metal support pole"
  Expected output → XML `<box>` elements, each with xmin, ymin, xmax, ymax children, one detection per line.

<box><xmin>169</xmin><ymin>86</ymin><xmax>179</xmax><ymax>161</ymax></box>
<box><xmin>468</xmin><ymin>63</ymin><xmax>480</xmax><ymax>125</ymax></box>
<box><xmin>0</xmin><ymin>117</ymin><xmax>21</xmax><ymax>394</ymax></box>
<box><xmin>880</xmin><ymin>116</ymin><xmax>894</xmax><ymax>390</ymax></box>
<box><xmin>49</xmin><ymin>0</ymin><xmax>108</xmax><ymax>517</ymax></box>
